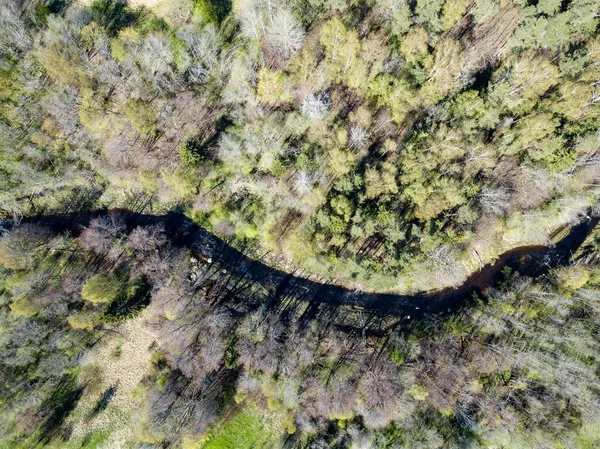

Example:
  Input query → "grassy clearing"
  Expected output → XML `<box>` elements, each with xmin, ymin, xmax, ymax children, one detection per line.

<box><xmin>65</xmin><ymin>311</ymin><xmax>156</xmax><ymax>447</ymax></box>
<box><xmin>195</xmin><ymin>405</ymin><xmax>283</xmax><ymax>449</ymax></box>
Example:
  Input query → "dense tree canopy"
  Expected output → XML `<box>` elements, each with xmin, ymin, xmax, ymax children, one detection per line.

<box><xmin>0</xmin><ymin>0</ymin><xmax>599</xmax><ymax>447</ymax></box>
<box><xmin>2</xmin><ymin>0</ymin><xmax>598</xmax><ymax>293</ymax></box>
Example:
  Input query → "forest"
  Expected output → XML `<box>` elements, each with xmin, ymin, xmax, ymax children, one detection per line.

<box><xmin>0</xmin><ymin>0</ymin><xmax>599</xmax><ymax>448</ymax></box>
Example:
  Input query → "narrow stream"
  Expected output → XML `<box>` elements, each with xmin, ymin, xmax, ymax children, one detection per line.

<box><xmin>14</xmin><ymin>209</ymin><xmax>598</xmax><ymax>320</ymax></box>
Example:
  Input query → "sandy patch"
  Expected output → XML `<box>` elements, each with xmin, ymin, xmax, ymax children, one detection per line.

<box><xmin>126</xmin><ymin>0</ymin><xmax>162</xmax><ymax>7</ymax></box>
<box><xmin>78</xmin><ymin>0</ymin><xmax>162</xmax><ymax>7</ymax></box>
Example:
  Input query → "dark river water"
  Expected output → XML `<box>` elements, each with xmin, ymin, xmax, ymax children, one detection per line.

<box><xmin>15</xmin><ymin>210</ymin><xmax>600</xmax><ymax>320</ymax></box>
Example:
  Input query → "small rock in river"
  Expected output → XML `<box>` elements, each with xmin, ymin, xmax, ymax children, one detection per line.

<box><xmin>207</xmin><ymin>258</ymin><xmax>213</xmax><ymax>263</ymax></box>
<box><xmin>222</xmin><ymin>269</ymin><xmax>227</xmax><ymax>274</ymax></box>
<box><xmin>190</xmin><ymin>257</ymin><xmax>198</xmax><ymax>264</ymax></box>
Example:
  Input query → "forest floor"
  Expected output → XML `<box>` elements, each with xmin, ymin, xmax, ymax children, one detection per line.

<box><xmin>66</xmin><ymin>309</ymin><xmax>157</xmax><ymax>448</ymax></box>
<box><xmin>79</xmin><ymin>0</ymin><xmax>161</xmax><ymax>6</ymax></box>
<box><xmin>128</xmin><ymin>0</ymin><xmax>161</xmax><ymax>6</ymax></box>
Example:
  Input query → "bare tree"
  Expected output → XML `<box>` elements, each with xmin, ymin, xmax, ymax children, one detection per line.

<box><xmin>103</xmin><ymin>135</ymin><xmax>136</xmax><ymax>168</ymax></box>
<box><xmin>0</xmin><ymin>224</ymin><xmax>53</xmax><ymax>270</ymax></box>
<box><xmin>479</xmin><ymin>185</ymin><xmax>512</xmax><ymax>216</ymax></box>
<box><xmin>293</xmin><ymin>171</ymin><xmax>314</xmax><ymax>196</ymax></box>
<box><xmin>264</xmin><ymin>7</ymin><xmax>305</xmax><ymax>64</ymax></box>
<box><xmin>79</xmin><ymin>213</ymin><xmax>125</xmax><ymax>255</ymax></box>
<box><xmin>300</xmin><ymin>93</ymin><xmax>331</xmax><ymax>120</ymax></box>
<box><xmin>177</xmin><ymin>25</ymin><xmax>220</xmax><ymax>71</ymax></box>
<box><xmin>0</xmin><ymin>1</ymin><xmax>32</xmax><ymax>56</ymax></box>
<box><xmin>236</xmin><ymin>313</ymin><xmax>283</xmax><ymax>375</ymax></box>
<box><xmin>127</xmin><ymin>224</ymin><xmax>167</xmax><ymax>257</ymax></box>
<box><xmin>349</xmin><ymin>127</ymin><xmax>369</xmax><ymax>149</ymax></box>
<box><xmin>357</xmin><ymin>358</ymin><xmax>402</xmax><ymax>428</ymax></box>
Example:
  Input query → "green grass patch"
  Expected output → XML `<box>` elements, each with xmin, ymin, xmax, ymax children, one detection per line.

<box><xmin>62</xmin><ymin>430</ymin><xmax>111</xmax><ymax>449</ymax></box>
<box><xmin>200</xmin><ymin>406</ymin><xmax>281</xmax><ymax>449</ymax></box>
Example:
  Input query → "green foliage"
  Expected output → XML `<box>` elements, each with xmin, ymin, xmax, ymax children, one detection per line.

<box><xmin>178</xmin><ymin>137</ymin><xmax>212</xmax><ymax>166</ymax></box>
<box><xmin>555</xmin><ymin>266</ymin><xmax>590</xmax><ymax>290</ymax></box>
<box><xmin>224</xmin><ymin>344</ymin><xmax>239</xmax><ymax>369</ymax></box>
<box><xmin>139</xmin><ymin>170</ymin><xmax>159</xmax><ymax>194</ymax></box>
<box><xmin>194</xmin><ymin>0</ymin><xmax>232</xmax><ymax>24</ymax></box>
<box><xmin>0</xmin><ymin>68</ymin><xmax>18</xmax><ymax>103</ymax></box>
<box><xmin>502</xmin><ymin>113</ymin><xmax>560</xmax><ymax>155</ymax></box>
<box><xmin>388</xmin><ymin>4</ymin><xmax>412</xmax><ymax>37</ymax></box>
<box><xmin>320</xmin><ymin>17</ymin><xmax>368</xmax><ymax>89</ymax></box>
<box><xmin>327</xmin><ymin>147</ymin><xmax>356</xmax><ymax>178</ymax></box>
<box><xmin>421</xmin><ymin>38</ymin><xmax>462</xmax><ymax>104</ymax></box>
<box><xmin>67</xmin><ymin>311</ymin><xmax>100</xmax><ymax>330</ymax></box>
<box><xmin>38</xmin><ymin>41</ymin><xmax>93</xmax><ymax>88</ymax></box>
<box><xmin>4</xmin><ymin>0</ymin><xmax>595</xmax><ymax>294</ymax></box>
<box><xmin>490</xmin><ymin>55</ymin><xmax>559</xmax><ymax>114</ymax></box>
<box><xmin>172</xmin><ymin>36</ymin><xmax>191</xmax><ymax>73</ymax></box>
<box><xmin>368</xmin><ymin>75</ymin><xmax>419</xmax><ymax>124</ymax></box>
<box><xmin>81</xmin><ymin>274</ymin><xmax>124</xmax><ymax>304</ymax></box>
<box><xmin>9</xmin><ymin>294</ymin><xmax>39</xmax><ymax>318</ymax></box>
<box><xmin>0</xmin><ymin>226</ymin><xmax>53</xmax><ymax>270</ymax></box>
<box><xmin>441</xmin><ymin>0</ymin><xmax>471</xmax><ymax>30</ymax></box>
<box><xmin>400</xmin><ymin>27</ymin><xmax>429</xmax><ymax>64</ymax></box>
<box><xmin>389</xmin><ymin>349</ymin><xmax>405</xmax><ymax>365</ymax></box>
<box><xmin>123</xmin><ymin>98</ymin><xmax>157</xmax><ymax>136</ymax></box>
<box><xmin>256</xmin><ymin>68</ymin><xmax>293</xmax><ymax>104</ymax></box>
<box><xmin>162</xmin><ymin>167</ymin><xmax>198</xmax><ymax>197</ymax></box>
<box><xmin>80</xmin><ymin>88</ymin><xmax>112</xmax><ymax>133</ymax></box>
<box><xmin>399</xmin><ymin>125</ymin><xmax>476</xmax><ymax>220</ymax></box>
<box><xmin>415</xmin><ymin>0</ymin><xmax>446</xmax><ymax>32</ymax></box>
<box><xmin>34</xmin><ymin>3</ymin><xmax>53</xmax><ymax>25</ymax></box>
<box><xmin>408</xmin><ymin>384</ymin><xmax>430</xmax><ymax>401</ymax></box>
<box><xmin>365</xmin><ymin>161</ymin><xmax>398</xmax><ymax>199</ymax></box>
<box><xmin>577</xmin><ymin>423</ymin><xmax>600</xmax><ymax>449</ymax></box>
<box><xmin>102</xmin><ymin>276</ymin><xmax>151</xmax><ymax>321</ymax></box>
<box><xmin>330</xmin><ymin>195</ymin><xmax>354</xmax><ymax>222</ymax></box>
<box><xmin>90</xmin><ymin>0</ymin><xmax>136</xmax><ymax>36</ymax></box>
<box><xmin>2</xmin><ymin>2</ymin><xmax>600</xmax><ymax>445</ymax></box>
<box><xmin>473</xmin><ymin>0</ymin><xmax>499</xmax><ymax>23</ymax></box>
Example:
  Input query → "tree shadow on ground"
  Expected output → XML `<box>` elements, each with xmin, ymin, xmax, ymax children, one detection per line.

<box><xmin>38</xmin><ymin>374</ymin><xmax>84</xmax><ymax>446</ymax></box>
<box><xmin>87</xmin><ymin>384</ymin><xmax>119</xmax><ymax>420</ymax></box>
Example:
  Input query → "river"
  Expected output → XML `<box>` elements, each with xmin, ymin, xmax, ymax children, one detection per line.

<box><xmin>12</xmin><ymin>209</ymin><xmax>598</xmax><ymax>322</ymax></box>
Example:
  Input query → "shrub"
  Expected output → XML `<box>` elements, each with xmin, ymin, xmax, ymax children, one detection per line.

<box><xmin>124</xmin><ymin>98</ymin><xmax>157</xmax><ymax>136</ymax></box>
<box><xmin>193</xmin><ymin>0</ymin><xmax>231</xmax><ymax>24</ymax></box>
<box><xmin>178</xmin><ymin>137</ymin><xmax>211</xmax><ymax>166</ymax></box>
<box><xmin>90</xmin><ymin>0</ymin><xmax>136</xmax><ymax>36</ymax></box>
<box><xmin>10</xmin><ymin>294</ymin><xmax>39</xmax><ymax>318</ymax></box>
<box><xmin>408</xmin><ymin>385</ymin><xmax>429</xmax><ymax>401</ymax></box>
<box><xmin>68</xmin><ymin>312</ymin><xmax>99</xmax><ymax>330</ymax></box>
<box><xmin>556</xmin><ymin>266</ymin><xmax>590</xmax><ymax>290</ymax></box>
<box><xmin>82</xmin><ymin>274</ymin><xmax>124</xmax><ymax>304</ymax></box>
<box><xmin>102</xmin><ymin>276</ymin><xmax>151</xmax><ymax>322</ymax></box>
